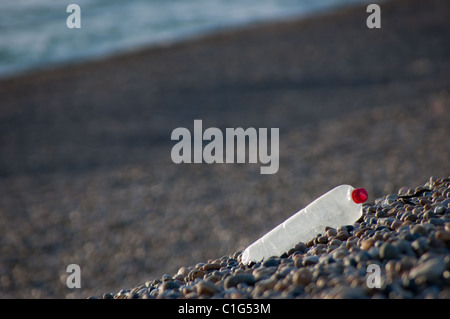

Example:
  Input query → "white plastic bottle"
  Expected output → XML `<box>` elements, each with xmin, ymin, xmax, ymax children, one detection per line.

<box><xmin>241</xmin><ymin>185</ymin><xmax>368</xmax><ymax>265</ymax></box>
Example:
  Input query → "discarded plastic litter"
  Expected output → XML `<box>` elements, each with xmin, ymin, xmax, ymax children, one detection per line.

<box><xmin>241</xmin><ymin>185</ymin><xmax>368</xmax><ymax>265</ymax></box>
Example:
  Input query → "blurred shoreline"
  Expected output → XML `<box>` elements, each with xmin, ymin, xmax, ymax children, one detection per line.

<box><xmin>0</xmin><ymin>0</ymin><xmax>449</xmax><ymax>298</ymax></box>
<box><xmin>0</xmin><ymin>0</ymin><xmax>372</xmax><ymax>80</ymax></box>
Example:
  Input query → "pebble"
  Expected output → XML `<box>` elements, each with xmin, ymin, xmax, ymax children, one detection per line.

<box><xmin>302</xmin><ymin>255</ymin><xmax>319</xmax><ymax>266</ymax></box>
<box><xmin>201</xmin><ymin>263</ymin><xmax>221</xmax><ymax>271</ymax></box>
<box><xmin>196</xmin><ymin>280</ymin><xmax>221</xmax><ymax>296</ymax></box>
<box><xmin>409</xmin><ymin>257</ymin><xmax>445</xmax><ymax>284</ymax></box>
<box><xmin>428</xmin><ymin>218</ymin><xmax>445</xmax><ymax>226</ymax></box>
<box><xmin>360</xmin><ymin>238</ymin><xmax>375</xmax><ymax>250</ymax></box>
<box><xmin>177</xmin><ymin>267</ymin><xmax>189</xmax><ymax>277</ymax></box>
<box><xmin>224</xmin><ymin>273</ymin><xmax>256</xmax><ymax>289</ymax></box>
<box><xmin>262</xmin><ymin>258</ymin><xmax>279</xmax><ymax>268</ymax></box>
<box><xmin>329</xmin><ymin>238</ymin><xmax>342</xmax><ymax>246</ymax></box>
<box><xmin>335</xmin><ymin>230</ymin><xmax>350</xmax><ymax>241</ymax></box>
<box><xmin>252</xmin><ymin>266</ymin><xmax>274</xmax><ymax>280</ymax></box>
<box><xmin>161</xmin><ymin>280</ymin><xmax>180</xmax><ymax>292</ymax></box>
<box><xmin>435</xmin><ymin>230</ymin><xmax>450</xmax><ymax>242</ymax></box>
<box><xmin>326</xmin><ymin>228</ymin><xmax>338</xmax><ymax>237</ymax></box>
<box><xmin>294</xmin><ymin>242</ymin><xmax>307</xmax><ymax>253</ymax></box>
<box><xmin>292</xmin><ymin>268</ymin><xmax>312</xmax><ymax>286</ymax></box>
<box><xmin>95</xmin><ymin>176</ymin><xmax>450</xmax><ymax>299</ymax></box>
<box><xmin>411</xmin><ymin>237</ymin><xmax>430</xmax><ymax>255</ymax></box>
<box><xmin>331</xmin><ymin>248</ymin><xmax>348</xmax><ymax>259</ymax></box>
<box><xmin>187</xmin><ymin>269</ymin><xmax>205</xmax><ymax>282</ymax></box>
<box><xmin>379</xmin><ymin>242</ymin><xmax>399</xmax><ymax>260</ymax></box>
<box><xmin>254</xmin><ymin>277</ymin><xmax>277</xmax><ymax>294</ymax></box>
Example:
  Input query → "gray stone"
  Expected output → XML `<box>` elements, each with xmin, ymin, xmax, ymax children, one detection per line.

<box><xmin>161</xmin><ymin>280</ymin><xmax>180</xmax><ymax>291</ymax></box>
<box><xmin>262</xmin><ymin>258</ymin><xmax>279</xmax><ymax>267</ymax></box>
<box><xmin>302</xmin><ymin>255</ymin><xmax>319</xmax><ymax>266</ymax></box>
<box><xmin>196</xmin><ymin>280</ymin><xmax>221</xmax><ymax>296</ymax></box>
<box><xmin>409</xmin><ymin>257</ymin><xmax>445</xmax><ymax>283</ymax></box>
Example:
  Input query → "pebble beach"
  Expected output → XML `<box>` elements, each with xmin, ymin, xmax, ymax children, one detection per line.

<box><xmin>96</xmin><ymin>176</ymin><xmax>450</xmax><ymax>299</ymax></box>
<box><xmin>0</xmin><ymin>0</ymin><xmax>449</xmax><ymax>299</ymax></box>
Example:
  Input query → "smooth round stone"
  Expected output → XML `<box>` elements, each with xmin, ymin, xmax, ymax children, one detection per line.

<box><xmin>310</xmin><ymin>244</ymin><xmax>327</xmax><ymax>255</ymax></box>
<box><xmin>292</xmin><ymin>268</ymin><xmax>312</xmax><ymax>286</ymax></box>
<box><xmin>329</xmin><ymin>238</ymin><xmax>342</xmax><ymax>246</ymax></box>
<box><xmin>385</xmin><ymin>194</ymin><xmax>398</xmax><ymax>204</ymax></box>
<box><xmin>161</xmin><ymin>274</ymin><xmax>173</xmax><ymax>282</ymax></box>
<box><xmin>252</xmin><ymin>267</ymin><xmax>275</xmax><ymax>281</ymax></box>
<box><xmin>428</xmin><ymin>218</ymin><xmax>445</xmax><ymax>226</ymax></box>
<box><xmin>302</xmin><ymin>255</ymin><xmax>319</xmax><ymax>266</ymax></box>
<box><xmin>161</xmin><ymin>280</ymin><xmax>180</xmax><ymax>292</ymax></box>
<box><xmin>231</xmin><ymin>251</ymin><xmax>242</xmax><ymax>260</ymax></box>
<box><xmin>435</xmin><ymin>230</ymin><xmax>450</xmax><ymax>242</ymax></box>
<box><xmin>372</xmin><ymin>231</ymin><xmax>384</xmax><ymax>241</ymax></box>
<box><xmin>187</xmin><ymin>269</ymin><xmax>205</xmax><ymax>282</ymax></box>
<box><xmin>224</xmin><ymin>273</ymin><xmax>256</xmax><ymax>289</ymax></box>
<box><xmin>306</xmin><ymin>238</ymin><xmax>315</xmax><ymax>248</ymax></box>
<box><xmin>276</xmin><ymin>265</ymin><xmax>294</xmax><ymax>278</ymax></box>
<box><xmin>318</xmin><ymin>255</ymin><xmax>335</xmax><ymax>265</ymax></box>
<box><xmin>368</xmin><ymin>247</ymin><xmax>380</xmax><ymax>259</ymax></box>
<box><xmin>376</xmin><ymin>210</ymin><xmax>387</xmax><ymax>218</ymax></box>
<box><xmin>326</xmin><ymin>228</ymin><xmax>338</xmax><ymax>237</ymax></box>
<box><xmin>353</xmin><ymin>250</ymin><xmax>371</xmax><ymax>263</ymax></box>
<box><xmin>331</xmin><ymin>248</ymin><xmax>348</xmax><ymax>259</ymax></box>
<box><xmin>196</xmin><ymin>280</ymin><xmax>221</xmax><ymax>297</ymax></box>
<box><xmin>432</xmin><ymin>190</ymin><xmax>441</xmax><ymax>198</ymax></box>
<box><xmin>115</xmin><ymin>289</ymin><xmax>130</xmax><ymax>297</ymax></box>
<box><xmin>354</xmin><ymin>229</ymin><xmax>365</xmax><ymax>237</ymax></box>
<box><xmin>443</xmin><ymin>188</ymin><xmax>450</xmax><ymax>198</ymax></box>
<box><xmin>423</xmin><ymin>210</ymin><xmax>435</xmax><ymax>220</ymax></box>
<box><xmin>392</xmin><ymin>239</ymin><xmax>414</xmax><ymax>256</ymax></box>
<box><xmin>445</xmin><ymin>222</ymin><xmax>450</xmax><ymax>232</ymax></box>
<box><xmin>360</xmin><ymin>238</ymin><xmax>375</xmax><ymax>250</ymax></box>
<box><xmin>293</xmin><ymin>256</ymin><xmax>303</xmax><ymax>268</ymax></box>
<box><xmin>335</xmin><ymin>230</ymin><xmax>350</xmax><ymax>241</ymax></box>
<box><xmin>343</xmin><ymin>255</ymin><xmax>357</xmax><ymax>268</ymax></box>
<box><xmin>205</xmin><ymin>274</ymin><xmax>221</xmax><ymax>283</ymax></box>
<box><xmin>387</xmin><ymin>207</ymin><xmax>398</xmax><ymax>217</ymax></box>
<box><xmin>365</xmin><ymin>229</ymin><xmax>375</xmax><ymax>237</ymax></box>
<box><xmin>262</xmin><ymin>258</ymin><xmax>279</xmax><ymax>267</ymax></box>
<box><xmin>411</xmin><ymin>237</ymin><xmax>430</xmax><ymax>255</ymax></box>
<box><xmin>409</xmin><ymin>257</ymin><xmax>445</xmax><ymax>283</ymax></box>
<box><xmin>390</xmin><ymin>218</ymin><xmax>403</xmax><ymax>230</ymax></box>
<box><xmin>294</xmin><ymin>242</ymin><xmax>307</xmax><ymax>253</ymax></box>
<box><xmin>254</xmin><ymin>277</ymin><xmax>277</xmax><ymax>294</ymax></box>
<box><xmin>396</xmin><ymin>256</ymin><xmax>416</xmax><ymax>273</ymax></box>
<box><xmin>227</xmin><ymin>258</ymin><xmax>239</xmax><ymax>267</ymax></box>
<box><xmin>177</xmin><ymin>267</ymin><xmax>189</xmax><ymax>277</ymax></box>
<box><xmin>173</xmin><ymin>274</ymin><xmax>184</xmax><ymax>282</ymax></box>
<box><xmin>411</xmin><ymin>225</ymin><xmax>426</xmax><ymax>235</ymax></box>
<box><xmin>379</xmin><ymin>242</ymin><xmax>399</xmax><ymax>260</ymax></box>
<box><xmin>201</xmin><ymin>263</ymin><xmax>221</xmax><ymax>272</ymax></box>
<box><xmin>441</xmin><ymin>198</ymin><xmax>450</xmax><ymax>208</ymax></box>
<box><xmin>405</xmin><ymin>214</ymin><xmax>418</xmax><ymax>222</ymax></box>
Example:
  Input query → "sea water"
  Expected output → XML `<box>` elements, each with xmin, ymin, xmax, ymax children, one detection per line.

<box><xmin>0</xmin><ymin>0</ymin><xmax>372</xmax><ymax>78</ymax></box>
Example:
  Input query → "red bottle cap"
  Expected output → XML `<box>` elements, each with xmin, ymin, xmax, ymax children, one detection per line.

<box><xmin>352</xmin><ymin>188</ymin><xmax>368</xmax><ymax>204</ymax></box>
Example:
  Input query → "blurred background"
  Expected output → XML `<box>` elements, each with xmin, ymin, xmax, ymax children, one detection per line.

<box><xmin>0</xmin><ymin>0</ymin><xmax>449</xmax><ymax>298</ymax></box>
<box><xmin>0</xmin><ymin>0</ymin><xmax>370</xmax><ymax>79</ymax></box>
